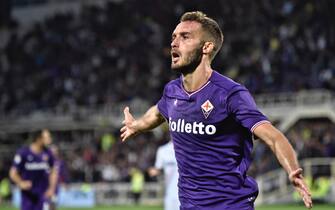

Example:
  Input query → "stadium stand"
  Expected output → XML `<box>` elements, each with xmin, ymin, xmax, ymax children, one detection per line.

<box><xmin>0</xmin><ymin>0</ymin><xmax>334</xmax><ymax>206</ymax></box>
<box><xmin>1</xmin><ymin>0</ymin><xmax>334</xmax><ymax>117</ymax></box>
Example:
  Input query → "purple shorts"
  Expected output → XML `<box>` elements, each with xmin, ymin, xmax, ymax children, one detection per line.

<box><xmin>21</xmin><ymin>192</ymin><xmax>50</xmax><ymax>210</ymax></box>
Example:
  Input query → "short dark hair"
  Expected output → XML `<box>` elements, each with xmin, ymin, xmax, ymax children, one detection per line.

<box><xmin>29</xmin><ymin>130</ymin><xmax>43</xmax><ymax>142</ymax></box>
<box><xmin>180</xmin><ymin>11</ymin><xmax>224</xmax><ymax>60</ymax></box>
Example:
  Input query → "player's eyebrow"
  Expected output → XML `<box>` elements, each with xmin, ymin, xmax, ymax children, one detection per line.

<box><xmin>172</xmin><ymin>31</ymin><xmax>192</xmax><ymax>39</ymax></box>
<box><xmin>180</xmin><ymin>32</ymin><xmax>191</xmax><ymax>37</ymax></box>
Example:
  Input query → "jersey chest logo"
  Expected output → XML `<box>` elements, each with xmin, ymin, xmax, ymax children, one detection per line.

<box><xmin>201</xmin><ymin>100</ymin><xmax>214</xmax><ymax>119</ymax></box>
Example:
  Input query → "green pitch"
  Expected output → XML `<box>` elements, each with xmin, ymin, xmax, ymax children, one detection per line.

<box><xmin>1</xmin><ymin>204</ymin><xmax>335</xmax><ymax>210</ymax></box>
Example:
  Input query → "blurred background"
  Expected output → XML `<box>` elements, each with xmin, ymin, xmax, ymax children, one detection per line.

<box><xmin>0</xmin><ymin>0</ymin><xmax>335</xmax><ymax>209</ymax></box>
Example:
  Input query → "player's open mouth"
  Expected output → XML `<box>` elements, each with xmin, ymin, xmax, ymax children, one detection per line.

<box><xmin>171</xmin><ymin>52</ymin><xmax>180</xmax><ymax>62</ymax></box>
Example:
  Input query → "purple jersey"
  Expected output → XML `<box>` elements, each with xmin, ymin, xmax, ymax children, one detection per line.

<box><xmin>12</xmin><ymin>146</ymin><xmax>54</xmax><ymax>199</ymax></box>
<box><xmin>157</xmin><ymin>71</ymin><xmax>269</xmax><ymax>210</ymax></box>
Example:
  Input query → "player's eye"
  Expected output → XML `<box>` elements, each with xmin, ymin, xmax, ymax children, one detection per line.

<box><xmin>182</xmin><ymin>35</ymin><xmax>188</xmax><ymax>39</ymax></box>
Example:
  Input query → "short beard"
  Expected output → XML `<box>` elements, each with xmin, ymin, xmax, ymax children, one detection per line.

<box><xmin>171</xmin><ymin>46</ymin><xmax>203</xmax><ymax>75</ymax></box>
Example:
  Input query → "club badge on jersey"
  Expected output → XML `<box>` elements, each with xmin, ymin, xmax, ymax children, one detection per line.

<box><xmin>201</xmin><ymin>100</ymin><xmax>214</xmax><ymax>119</ymax></box>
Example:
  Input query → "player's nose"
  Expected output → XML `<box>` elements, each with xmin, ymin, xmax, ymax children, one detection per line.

<box><xmin>171</xmin><ymin>38</ymin><xmax>179</xmax><ymax>48</ymax></box>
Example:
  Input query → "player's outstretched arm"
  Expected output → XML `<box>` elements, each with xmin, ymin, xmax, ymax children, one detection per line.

<box><xmin>253</xmin><ymin>123</ymin><xmax>313</xmax><ymax>209</ymax></box>
<box><xmin>120</xmin><ymin>105</ymin><xmax>165</xmax><ymax>142</ymax></box>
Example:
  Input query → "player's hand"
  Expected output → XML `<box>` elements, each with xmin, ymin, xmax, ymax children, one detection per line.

<box><xmin>289</xmin><ymin>168</ymin><xmax>312</xmax><ymax>209</ymax></box>
<box><xmin>148</xmin><ymin>167</ymin><xmax>160</xmax><ymax>177</ymax></box>
<box><xmin>120</xmin><ymin>107</ymin><xmax>139</xmax><ymax>142</ymax></box>
<box><xmin>18</xmin><ymin>180</ymin><xmax>32</xmax><ymax>190</ymax></box>
<box><xmin>44</xmin><ymin>188</ymin><xmax>54</xmax><ymax>199</ymax></box>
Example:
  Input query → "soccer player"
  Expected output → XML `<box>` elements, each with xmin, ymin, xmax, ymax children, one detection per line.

<box><xmin>9</xmin><ymin>129</ymin><xmax>57</xmax><ymax>210</ymax></box>
<box><xmin>120</xmin><ymin>11</ymin><xmax>312</xmax><ymax>210</ymax></box>
<box><xmin>148</xmin><ymin>140</ymin><xmax>180</xmax><ymax>210</ymax></box>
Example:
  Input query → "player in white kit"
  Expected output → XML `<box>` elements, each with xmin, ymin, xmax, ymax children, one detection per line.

<box><xmin>149</xmin><ymin>141</ymin><xmax>180</xmax><ymax>210</ymax></box>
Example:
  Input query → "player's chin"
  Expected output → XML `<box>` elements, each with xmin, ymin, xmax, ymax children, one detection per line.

<box><xmin>171</xmin><ymin>63</ymin><xmax>183</xmax><ymax>71</ymax></box>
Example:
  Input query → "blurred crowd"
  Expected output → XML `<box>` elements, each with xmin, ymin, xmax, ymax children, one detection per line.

<box><xmin>0</xmin><ymin>0</ymin><xmax>335</xmax><ymax>199</ymax></box>
<box><xmin>0</xmin><ymin>126</ymin><xmax>169</xmax><ymax>183</ymax></box>
<box><xmin>0</xmin><ymin>0</ymin><xmax>334</xmax><ymax>117</ymax></box>
<box><xmin>59</xmin><ymin>129</ymin><xmax>168</xmax><ymax>183</ymax></box>
<box><xmin>249</xmin><ymin>119</ymin><xmax>335</xmax><ymax>176</ymax></box>
<box><xmin>0</xmin><ymin>119</ymin><xmax>334</xmax><ymax>185</ymax></box>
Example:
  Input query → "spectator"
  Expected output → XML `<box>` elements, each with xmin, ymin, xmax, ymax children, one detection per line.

<box><xmin>0</xmin><ymin>0</ymin><xmax>334</xmax><ymax>117</ymax></box>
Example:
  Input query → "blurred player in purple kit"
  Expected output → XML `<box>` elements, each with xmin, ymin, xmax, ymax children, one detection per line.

<box><xmin>120</xmin><ymin>11</ymin><xmax>313</xmax><ymax>210</ymax></box>
<box><xmin>10</xmin><ymin>129</ymin><xmax>57</xmax><ymax>210</ymax></box>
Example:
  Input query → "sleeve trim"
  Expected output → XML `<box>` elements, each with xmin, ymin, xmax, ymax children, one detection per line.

<box><xmin>251</xmin><ymin>120</ymin><xmax>271</xmax><ymax>133</ymax></box>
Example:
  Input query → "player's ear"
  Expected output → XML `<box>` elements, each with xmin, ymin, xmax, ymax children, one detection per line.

<box><xmin>202</xmin><ymin>41</ymin><xmax>214</xmax><ymax>55</ymax></box>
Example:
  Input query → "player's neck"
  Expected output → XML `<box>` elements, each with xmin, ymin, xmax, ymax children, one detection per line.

<box><xmin>30</xmin><ymin>143</ymin><xmax>43</xmax><ymax>154</ymax></box>
<box><xmin>182</xmin><ymin>62</ymin><xmax>213</xmax><ymax>93</ymax></box>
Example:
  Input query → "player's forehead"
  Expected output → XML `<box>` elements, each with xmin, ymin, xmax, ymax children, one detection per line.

<box><xmin>42</xmin><ymin>130</ymin><xmax>50</xmax><ymax>137</ymax></box>
<box><xmin>172</xmin><ymin>21</ymin><xmax>202</xmax><ymax>37</ymax></box>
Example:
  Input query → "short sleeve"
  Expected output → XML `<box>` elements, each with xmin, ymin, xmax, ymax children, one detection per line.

<box><xmin>157</xmin><ymin>88</ymin><xmax>168</xmax><ymax>119</ymax></box>
<box><xmin>12</xmin><ymin>149</ymin><xmax>25</xmax><ymax>172</ymax></box>
<box><xmin>47</xmin><ymin>149</ymin><xmax>55</xmax><ymax>168</ymax></box>
<box><xmin>227</xmin><ymin>88</ymin><xmax>269</xmax><ymax>132</ymax></box>
<box><xmin>154</xmin><ymin>147</ymin><xmax>164</xmax><ymax>170</ymax></box>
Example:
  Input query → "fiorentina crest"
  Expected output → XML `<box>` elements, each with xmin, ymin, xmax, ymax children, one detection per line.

<box><xmin>201</xmin><ymin>100</ymin><xmax>214</xmax><ymax>119</ymax></box>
